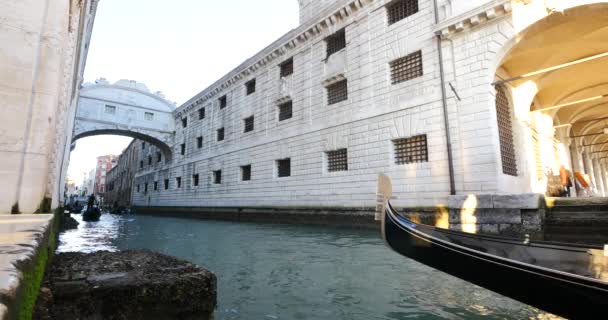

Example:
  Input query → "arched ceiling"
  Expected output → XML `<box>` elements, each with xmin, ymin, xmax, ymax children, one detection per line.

<box><xmin>498</xmin><ymin>3</ymin><xmax>608</xmax><ymax>150</ymax></box>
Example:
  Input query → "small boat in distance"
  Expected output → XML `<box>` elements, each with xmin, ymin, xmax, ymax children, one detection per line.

<box><xmin>380</xmin><ymin>200</ymin><xmax>608</xmax><ymax>319</ymax></box>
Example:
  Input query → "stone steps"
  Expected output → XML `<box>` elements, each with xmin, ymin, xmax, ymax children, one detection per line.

<box><xmin>545</xmin><ymin>200</ymin><xmax>608</xmax><ymax>226</ymax></box>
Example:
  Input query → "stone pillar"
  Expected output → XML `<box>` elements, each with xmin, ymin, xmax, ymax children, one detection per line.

<box><xmin>592</xmin><ymin>157</ymin><xmax>604</xmax><ymax>196</ymax></box>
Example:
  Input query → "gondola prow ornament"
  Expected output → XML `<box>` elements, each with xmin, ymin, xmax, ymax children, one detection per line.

<box><xmin>375</xmin><ymin>174</ymin><xmax>393</xmax><ymax>221</ymax></box>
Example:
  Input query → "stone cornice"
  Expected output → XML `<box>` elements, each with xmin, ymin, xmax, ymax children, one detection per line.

<box><xmin>434</xmin><ymin>0</ymin><xmax>512</xmax><ymax>38</ymax></box>
<box><xmin>175</xmin><ymin>0</ymin><xmax>376</xmax><ymax>119</ymax></box>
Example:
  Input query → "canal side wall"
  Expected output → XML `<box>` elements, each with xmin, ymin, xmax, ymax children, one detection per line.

<box><xmin>134</xmin><ymin>206</ymin><xmax>380</xmax><ymax>229</ymax></box>
<box><xmin>0</xmin><ymin>213</ymin><xmax>58</xmax><ymax>320</ymax></box>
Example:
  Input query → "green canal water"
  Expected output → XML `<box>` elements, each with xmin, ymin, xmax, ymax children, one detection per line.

<box><xmin>58</xmin><ymin>214</ymin><xmax>560</xmax><ymax>320</ymax></box>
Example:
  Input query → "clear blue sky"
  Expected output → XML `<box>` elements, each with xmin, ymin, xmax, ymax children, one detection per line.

<box><xmin>69</xmin><ymin>0</ymin><xmax>300</xmax><ymax>183</ymax></box>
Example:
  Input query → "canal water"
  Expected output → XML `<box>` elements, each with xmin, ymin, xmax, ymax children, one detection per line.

<box><xmin>59</xmin><ymin>214</ymin><xmax>560</xmax><ymax>320</ymax></box>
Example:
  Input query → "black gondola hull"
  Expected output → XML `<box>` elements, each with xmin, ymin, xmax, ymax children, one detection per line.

<box><xmin>382</xmin><ymin>204</ymin><xmax>608</xmax><ymax>319</ymax></box>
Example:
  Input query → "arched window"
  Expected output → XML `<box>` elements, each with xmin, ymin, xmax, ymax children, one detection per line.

<box><xmin>495</xmin><ymin>85</ymin><xmax>517</xmax><ymax>176</ymax></box>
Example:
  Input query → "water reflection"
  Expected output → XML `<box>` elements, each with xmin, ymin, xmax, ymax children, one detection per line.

<box><xmin>58</xmin><ymin>214</ymin><xmax>561</xmax><ymax>320</ymax></box>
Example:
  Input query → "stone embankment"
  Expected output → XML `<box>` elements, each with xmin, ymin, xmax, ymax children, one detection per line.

<box><xmin>34</xmin><ymin>250</ymin><xmax>217</xmax><ymax>320</ymax></box>
<box><xmin>0</xmin><ymin>214</ymin><xmax>55</xmax><ymax>320</ymax></box>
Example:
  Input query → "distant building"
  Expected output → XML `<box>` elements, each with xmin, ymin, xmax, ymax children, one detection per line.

<box><xmin>94</xmin><ymin>155</ymin><xmax>117</xmax><ymax>203</ymax></box>
<box><xmin>105</xmin><ymin>140</ymin><xmax>141</xmax><ymax>208</ymax></box>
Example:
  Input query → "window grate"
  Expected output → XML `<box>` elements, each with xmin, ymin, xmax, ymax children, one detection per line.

<box><xmin>198</xmin><ymin>108</ymin><xmax>205</xmax><ymax>119</ymax></box>
<box><xmin>495</xmin><ymin>85</ymin><xmax>518</xmax><ymax>176</ymax></box>
<box><xmin>280</xmin><ymin>58</ymin><xmax>294</xmax><ymax>77</ymax></box>
<box><xmin>393</xmin><ymin>134</ymin><xmax>428</xmax><ymax>164</ymax></box>
<box><xmin>180</xmin><ymin>143</ymin><xmax>185</xmax><ymax>155</ymax></box>
<box><xmin>144</xmin><ymin>183</ymin><xmax>148</xmax><ymax>193</ymax></box>
<box><xmin>145</xmin><ymin>112</ymin><xmax>154</xmax><ymax>120</ymax></box>
<box><xmin>246</xmin><ymin>79</ymin><xmax>256</xmax><ymax>95</ymax></box>
<box><xmin>176</xmin><ymin>177</ymin><xmax>182</xmax><ymax>188</ymax></box>
<box><xmin>105</xmin><ymin>105</ymin><xmax>116</xmax><ymax>115</ymax></box>
<box><xmin>154</xmin><ymin>181</ymin><xmax>158</xmax><ymax>191</ymax></box>
<box><xmin>157</xmin><ymin>152</ymin><xmax>162</xmax><ymax>163</ymax></box>
<box><xmin>182</xmin><ymin>117</ymin><xmax>188</xmax><ymax>128</ymax></box>
<box><xmin>327</xmin><ymin>148</ymin><xmax>348</xmax><ymax>172</ymax></box>
<box><xmin>197</xmin><ymin>136</ymin><xmax>203</xmax><ymax>149</ymax></box>
<box><xmin>148</xmin><ymin>156</ymin><xmax>152</xmax><ymax>165</ymax></box>
<box><xmin>241</xmin><ymin>165</ymin><xmax>251</xmax><ymax>181</ymax></box>
<box><xmin>278</xmin><ymin>101</ymin><xmax>293</xmax><ymax>121</ymax></box>
<box><xmin>219</xmin><ymin>95</ymin><xmax>227</xmax><ymax>109</ymax></box>
<box><xmin>193</xmin><ymin>174</ymin><xmax>199</xmax><ymax>187</ymax></box>
<box><xmin>139</xmin><ymin>160</ymin><xmax>144</xmax><ymax>169</ymax></box>
<box><xmin>387</xmin><ymin>0</ymin><xmax>418</xmax><ymax>25</ymax></box>
<box><xmin>217</xmin><ymin>128</ymin><xmax>224</xmax><ymax>141</ymax></box>
<box><xmin>213</xmin><ymin>170</ymin><xmax>222</xmax><ymax>184</ymax></box>
<box><xmin>244</xmin><ymin>116</ymin><xmax>254</xmax><ymax>133</ymax></box>
<box><xmin>327</xmin><ymin>80</ymin><xmax>348</xmax><ymax>105</ymax></box>
<box><xmin>326</xmin><ymin>29</ymin><xmax>346</xmax><ymax>58</ymax></box>
<box><xmin>390</xmin><ymin>50</ymin><xmax>423</xmax><ymax>84</ymax></box>
<box><xmin>164</xmin><ymin>179</ymin><xmax>169</xmax><ymax>190</ymax></box>
<box><xmin>277</xmin><ymin>158</ymin><xmax>291</xmax><ymax>177</ymax></box>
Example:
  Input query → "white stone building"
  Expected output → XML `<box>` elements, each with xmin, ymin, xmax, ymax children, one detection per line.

<box><xmin>0</xmin><ymin>0</ymin><xmax>99</xmax><ymax>213</ymax></box>
<box><xmin>121</xmin><ymin>0</ymin><xmax>608</xmax><ymax>211</ymax></box>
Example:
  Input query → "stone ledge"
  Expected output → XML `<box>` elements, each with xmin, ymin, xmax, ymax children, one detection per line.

<box><xmin>448</xmin><ymin>194</ymin><xmax>543</xmax><ymax>210</ymax></box>
<box><xmin>34</xmin><ymin>250</ymin><xmax>216</xmax><ymax>320</ymax></box>
<box><xmin>0</xmin><ymin>214</ymin><xmax>54</xmax><ymax>320</ymax></box>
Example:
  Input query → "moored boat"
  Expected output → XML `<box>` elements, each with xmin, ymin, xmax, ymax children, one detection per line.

<box><xmin>380</xmin><ymin>200</ymin><xmax>608</xmax><ymax>319</ymax></box>
<box><xmin>82</xmin><ymin>207</ymin><xmax>102</xmax><ymax>222</ymax></box>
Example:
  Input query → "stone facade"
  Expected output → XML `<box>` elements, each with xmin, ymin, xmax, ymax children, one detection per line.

<box><xmin>0</xmin><ymin>0</ymin><xmax>98</xmax><ymax>213</ymax></box>
<box><xmin>105</xmin><ymin>140</ymin><xmax>141</xmax><ymax>208</ymax></box>
<box><xmin>129</xmin><ymin>0</ymin><xmax>608</xmax><ymax>211</ymax></box>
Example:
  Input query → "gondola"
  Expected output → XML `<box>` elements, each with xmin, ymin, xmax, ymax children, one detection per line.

<box><xmin>82</xmin><ymin>206</ymin><xmax>102</xmax><ymax>222</ymax></box>
<box><xmin>381</xmin><ymin>200</ymin><xmax>608</xmax><ymax>319</ymax></box>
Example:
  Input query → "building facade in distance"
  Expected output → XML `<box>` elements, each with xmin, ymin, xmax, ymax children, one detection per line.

<box><xmin>105</xmin><ymin>140</ymin><xmax>141</xmax><ymax>208</ymax></box>
<box><xmin>94</xmin><ymin>155</ymin><xmax>117</xmax><ymax>203</ymax></box>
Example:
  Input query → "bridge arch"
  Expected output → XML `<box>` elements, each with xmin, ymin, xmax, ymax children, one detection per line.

<box><xmin>72</xmin><ymin>78</ymin><xmax>176</xmax><ymax>160</ymax></box>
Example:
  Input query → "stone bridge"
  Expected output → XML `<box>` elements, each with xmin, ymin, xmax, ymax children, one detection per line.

<box><xmin>73</xmin><ymin>79</ymin><xmax>176</xmax><ymax>160</ymax></box>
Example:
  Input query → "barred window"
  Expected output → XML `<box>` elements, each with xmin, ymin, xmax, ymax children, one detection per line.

<box><xmin>277</xmin><ymin>158</ymin><xmax>291</xmax><ymax>178</ymax></box>
<box><xmin>241</xmin><ymin>165</ymin><xmax>251</xmax><ymax>181</ymax></box>
<box><xmin>198</xmin><ymin>108</ymin><xmax>205</xmax><ymax>119</ymax></box>
<box><xmin>213</xmin><ymin>170</ymin><xmax>222</xmax><ymax>184</ymax></box>
<box><xmin>327</xmin><ymin>149</ymin><xmax>348</xmax><ymax>172</ymax></box>
<box><xmin>278</xmin><ymin>101</ymin><xmax>293</xmax><ymax>121</ymax></box>
<box><xmin>244</xmin><ymin>116</ymin><xmax>254</xmax><ymax>133</ymax></box>
<box><xmin>217</xmin><ymin>128</ymin><xmax>225</xmax><ymax>141</ymax></box>
<box><xmin>390</xmin><ymin>51</ymin><xmax>423</xmax><ymax>84</ymax></box>
<box><xmin>180</xmin><ymin>143</ymin><xmax>185</xmax><ymax>155</ymax></box>
<box><xmin>142</xmin><ymin>142</ymin><xmax>146</xmax><ymax>149</ymax></box>
<box><xmin>495</xmin><ymin>85</ymin><xmax>518</xmax><ymax>176</ymax></box>
<box><xmin>145</xmin><ymin>112</ymin><xmax>154</xmax><ymax>121</ymax></box>
<box><xmin>137</xmin><ymin>184</ymin><xmax>140</xmax><ymax>192</ymax></box>
<box><xmin>246</xmin><ymin>79</ymin><xmax>256</xmax><ymax>95</ymax></box>
<box><xmin>157</xmin><ymin>152</ymin><xmax>162</xmax><ymax>163</ymax></box>
<box><xmin>327</xmin><ymin>79</ymin><xmax>348</xmax><ymax>105</ymax></box>
<box><xmin>144</xmin><ymin>183</ymin><xmax>148</xmax><ymax>193</ymax></box>
<box><xmin>139</xmin><ymin>160</ymin><xmax>143</xmax><ymax>169</ymax></box>
<box><xmin>197</xmin><ymin>136</ymin><xmax>203</xmax><ymax>149</ymax></box>
<box><xmin>164</xmin><ymin>179</ymin><xmax>169</xmax><ymax>190</ymax></box>
<box><xmin>193</xmin><ymin>174</ymin><xmax>199</xmax><ymax>187</ymax></box>
<box><xmin>280</xmin><ymin>58</ymin><xmax>294</xmax><ymax>77</ymax></box>
<box><xmin>387</xmin><ymin>0</ymin><xmax>419</xmax><ymax>25</ymax></box>
<box><xmin>219</xmin><ymin>95</ymin><xmax>227</xmax><ymax>109</ymax></box>
<box><xmin>105</xmin><ymin>105</ymin><xmax>116</xmax><ymax>115</ymax></box>
<box><xmin>182</xmin><ymin>117</ymin><xmax>188</xmax><ymax>128</ymax></box>
<box><xmin>154</xmin><ymin>181</ymin><xmax>158</xmax><ymax>191</ymax></box>
<box><xmin>176</xmin><ymin>177</ymin><xmax>182</xmax><ymax>188</ymax></box>
<box><xmin>393</xmin><ymin>134</ymin><xmax>428</xmax><ymax>164</ymax></box>
<box><xmin>148</xmin><ymin>156</ymin><xmax>152</xmax><ymax>165</ymax></box>
<box><xmin>326</xmin><ymin>29</ymin><xmax>346</xmax><ymax>58</ymax></box>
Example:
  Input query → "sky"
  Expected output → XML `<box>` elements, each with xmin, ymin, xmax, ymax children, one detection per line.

<box><xmin>68</xmin><ymin>0</ymin><xmax>300</xmax><ymax>184</ymax></box>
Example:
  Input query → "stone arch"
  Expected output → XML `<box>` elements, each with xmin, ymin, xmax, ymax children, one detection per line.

<box><xmin>72</xmin><ymin>129</ymin><xmax>173</xmax><ymax>161</ymax></box>
<box><xmin>491</xmin><ymin>1</ymin><xmax>608</xmax><ymax>196</ymax></box>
